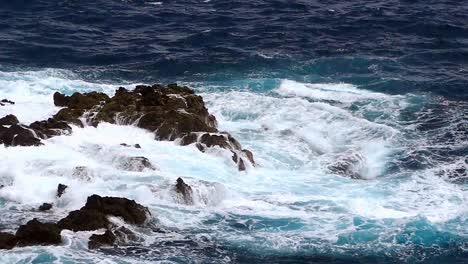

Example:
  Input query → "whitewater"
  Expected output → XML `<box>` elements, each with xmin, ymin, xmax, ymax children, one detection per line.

<box><xmin>0</xmin><ymin>69</ymin><xmax>466</xmax><ymax>263</ymax></box>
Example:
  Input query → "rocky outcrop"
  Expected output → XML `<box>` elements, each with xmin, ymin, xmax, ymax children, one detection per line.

<box><xmin>175</xmin><ymin>177</ymin><xmax>193</xmax><ymax>205</ymax></box>
<box><xmin>0</xmin><ymin>114</ymin><xmax>19</xmax><ymax>126</ymax></box>
<box><xmin>0</xmin><ymin>124</ymin><xmax>42</xmax><ymax>147</ymax></box>
<box><xmin>58</xmin><ymin>195</ymin><xmax>149</xmax><ymax>232</ymax></box>
<box><xmin>15</xmin><ymin>219</ymin><xmax>62</xmax><ymax>247</ymax></box>
<box><xmin>2</xmin><ymin>195</ymin><xmax>149</xmax><ymax>250</ymax></box>
<box><xmin>0</xmin><ymin>232</ymin><xmax>17</xmax><ymax>249</ymax></box>
<box><xmin>0</xmin><ymin>84</ymin><xmax>255</xmax><ymax>170</ymax></box>
<box><xmin>52</xmin><ymin>84</ymin><xmax>254</xmax><ymax>170</ymax></box>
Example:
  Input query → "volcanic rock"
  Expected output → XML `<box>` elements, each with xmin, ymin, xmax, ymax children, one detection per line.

<box><xmin>0</xmin><ymin>114</ymin><xmax>19</xmax><ymax>126</ymax></box>
<box><xmin>175</xmin><ymin>177</ymin><xmax>193</xmax><ymax>205</ymax></box>
<box><xmin>0</xmin><ymin>124</ymin><xmax>42</xmax><ymax>147</ymax></box>
<box><xmin>0</xmin><ymin>232</ymin><xmax>17</xmax><ymax>249</ymax></box>
<box><xmin>15</xmin><ymin>219</ymin><xmax>62</xmax><ymax>247</ymax></box>
<box><xmin>39</xmin><ymin>203</ymin><xmax>53</xmax><ymax>211</ymax></box>
<box><xmin>88</xmin><ymin>230</ymin><xmax>116</xmax><ymax>249</ymax></box>
<box><xmin>57</xmin><ymin>184</ymin><xmax>68</xmax><ymax>198</ymax></box>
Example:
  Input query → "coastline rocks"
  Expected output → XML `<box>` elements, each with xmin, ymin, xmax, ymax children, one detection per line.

<box><xmin>15</xmin><ymin>219</ymin><xmax>62</xmax><ymax>247</ymax></box>
<box><xmin>175</xmin><ymin>177</ymin><xmax>193</xmax><ymax>205</ymax></box>
<box><xmin>29</xmin><ymin>118</ymin><xmax>72</xmax><ymax>139</ymax></box>
<box><xmin>58</xmin><ymin>195</ymin><xmax>148</xmax><ymax>232</ymax></box>
<box><xmin>0</xmin><ymin>124</ymin><xmax>42</xmax><ymax>147</ymax></box>
<box><xmin>0</xmin><ymin>232</ymin><xmax>17</xmax><ymax>249</ymax></box>
<box><xmin>0</xmin><ymin>114</ymin><xmax>19</xmax><ymax>125</ymax></box>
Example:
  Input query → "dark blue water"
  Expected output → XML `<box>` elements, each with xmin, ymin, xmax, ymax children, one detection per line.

<box><xmin>1</xmin><ymin>0</ymin><xmax>467</xmax><ymax>100</ymax></box>
<box><xmin>0</xmin><ymin>1</ymin><xmax>467</xmax><ymax>264</ymax></box>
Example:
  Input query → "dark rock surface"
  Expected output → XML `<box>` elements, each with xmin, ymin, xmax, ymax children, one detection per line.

<box><xmin>1</xmin><ymin>84</ymin><xmax>254</xmax><ymax>170</ymax></box>
<box><xmin>0</xmin><ymin>114</ymin><xmax>19</xmax><ymax>126</ymax></box>
<box><xmin>175</xmin><ymin>177</ymin><xmax>194</xmax><ymax>205</ymax></box>
<box><xmin>57</xmin><ymin>184</ymin><xmax>68</xmax><ymax>198</ymax></box>
<box><xmin>0</xmin><ymin>232</ymin><xmax>17</xmax><ymax>249</ymax></box>
<box><xmin>58</xmin><ymin>195</ymin><xmax>148</xmax><ymax>232</ymax></box>
<box><xmin>39</xmin><ymin>203</ymin><xmax>53</xmax><ymax>211</ymax></box>
<box><xmin>15</xmin><ymin>219</ymin><xmax>62</xmax><ymax>247</ymax></box>
<box><xmin>88</xmin><ymin>230</ymin><xmax>116</xmax><ymax>249</ymax></box>
<box><xmin>0</xmin><ymin>99</ymin><xmax>15</xmax><ymax>106</ymax></box>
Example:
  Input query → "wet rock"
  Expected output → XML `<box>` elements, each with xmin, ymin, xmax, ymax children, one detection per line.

<box><xmin>0</xmin><ymin>114</ymin><xmax>19</xmax><ymax>126</ymax></box>
<box><xmin>0</xmin><ymin>232</ymin><xmax>17</xmax><ymax>249</ymax></box>
<box><xmin>57</xmin><ymin>208</ymin><xmax>109</xmax><ymax>231</ymax></box>
<box><xmin>52</xmin><ymin>108</ymin><xmax>84</xmax><ymax>127</ymax></box>
<box><xmin>39</xmin><ymin>203</ymin><xmax>53</xmax><ymax>211</ymax></box>
<box><xmin>117</xmin><ymin>156</ymin><xmax>156</xmax><ymax>172</ymax></box>
<box><xmin>57</xmin><ymin>195</ymin><xmax>148</xmax><ymax>232</ymax></box>
<box><xmin>29</xmin><ymin>118</ymin><xmax>72</xmax><ymax>139</ymax></box>
<box><xmin>88</xmin><ymin>230</ymin><xmax>116</xmax><ymax>249</ymax></box>
<box><xmin>134</xmin><ymin>144</ymin><xmax>141</xmax><ymax>149</ymax></box>
<box><xmin>0</xmin><ymin>99</ymin><xmax>14</xmax><ymax>106</ymax></box>
<box><xmin>57</xmin><ymin>184</ymin><xmax>68</xmax><ymax>198</ymax></box>
<box><xmin>53</xmin><ymin>91</ymin><xmax>109</xmax><ymax>109</ymax></box>
<box><xmin>0</xmin><ymin>124</ymin><xmax>42</xmax><ymax>147</ymax></box>
<box><xmin>120</xmin><ymin>143</ymin><xmax>141</xmax><ymax>149</ymax></box>
<box><xmin>114</xmin><ymin>226</ymin><xmax>138</xmax><ymax>242</ymax></box>
<box><xmin>175</xmin><ymin>178</ymin><xmax>193</xmax><ymax>205</ymax></box>
<box><xmin>15</xmin><ymin>219</ymin><xmax>61</xmax><ymax>247</ymax></box>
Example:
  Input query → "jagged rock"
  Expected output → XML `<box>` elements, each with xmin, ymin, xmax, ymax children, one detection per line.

<box><xmin>57</xmin><ymin>195</ymin><xmax>148</xmax><ymax>232</ymax></box>
<box><xmin>39</xmin><ymin>203</ymin><xmax>53</xmax><ymax>211</ymax></box>
<box><xmin>15</xmin><ymin>219</ymin><xmax>62</xmax><ymax>247</ymax></box>
<box><xmin>53</xmin><ymin>91</ymin><xmax>109</xmax><ymax>109</ymax></box>
<box><xmin>29</xmin><ymin>118</ymin><xmax>72</xmax><ymax>139</ymax></box>
<box><xmin>0</xmin><ymin>115</ymin><xmax>19</xmax><ymax>126</ymax></box>
<box><xmin>57</xmin><ymin>184</ymin><xmax>68</xmax><ymax>198</ymax></box>
<box><xmin>0</xmin><ymin>124</ymin><xmax>42</xmax><ymax>147</ymax></box>
<box><xmin>88</xmin><ymin>230</ymin><xmax>116</xmax><ymax>249</ymax></box>
<box><xmin>175</xmin><ymin>177</ymin><xmax>193</xmax><ymax>205</ymax></box>
<box><xmin>0</xmin><ymin>232</ymin><xmax>17</xmax><ymax>249</ymax></box>
<box><xmin>117</xmin><ymin>156</ymin><xmax>156</xmax><ymax>172</ymax></box>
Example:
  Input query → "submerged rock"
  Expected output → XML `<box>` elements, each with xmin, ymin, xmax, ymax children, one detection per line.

<box><xmin>117</xmin><ymin>156</ymin><xmax>156</xmax><ymax>172</ymax></box>
<box><xmin>175</xmin><ymin>177</ymin><xmax>194</xmax><ymax>205</ymax></box>
<box><xmin>0</xmin><ymin>232</ymin><xmax>17</xmax><ymax>249</ymax></box>
<box><xmin>328</xmin><ymin>151</ymin><xmax>366</xmax><ymax>179</ymax></box>
<box><xmin>58</xmin><ymin>195</ymin><xmax>148</xmax><ymax>232</ymax></box>
<box><xmin>15</xmin><ymin>219</ymin><xmax>62</xmax><ymax>247</ymax></box>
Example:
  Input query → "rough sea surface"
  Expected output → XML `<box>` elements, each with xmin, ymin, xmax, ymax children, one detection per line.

<box><xmin>0</xmin><ymin>0</ymin><xmax>467</xmax><ymax>263</ymax></box>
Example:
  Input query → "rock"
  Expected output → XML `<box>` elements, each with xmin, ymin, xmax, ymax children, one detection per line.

<box><xmin>0</xmin><ymin>99</ymin><xmax>14</xmax><ymax>105</ymax></box>
<box><xmin>0</xmin><ymin>232</ymin><xmax>17</xmax><ymax>249</ymax></box>
<box><xmin>57</xmin><ymin>208</ymin><xmax>109</xmax><ymax>231</ymax></box>
<box><xmin>175</xmin><ymin>178</ymin><xmax>193</xmax><ymax>205</ymax></box>
<box><xmin>57</xmin><ymin>184</ymin><xmax>68</xmax><ymax>198</ymax></box>
<box><xmin>117</xmin><ymin>156</ymin><xmax>156</xmax><ymax>172</ymax></box>
<box><xmin>134</xmin><ymin>144</ymin><xmax>141</xmax><ymax>149</ymax></box>
<box><xmin>120</xmin><ymin>143</ymin><xmax>141</xmax><ymax>149</ymax></box>
<box><xmin>0</xmin><ymin>124</ymin><xmax>42</xmax><ymax>147</ymax></box>
<box><xmin>29</xmin><ymin>118</ymin><xmax>72</xmax><ymax>139</ymax></box>
<box><xmin>57</xmin><ymin>195</ymin><xmax>148</xmax><ymax>232</ymax></box>
<box><xmin>15</xmin><ymin>219</ymin><xmax>61</xmax><ymax>247</ymax></box>
<box><xmin>88</xmin><ymin>230</ymin><xmax>116</xmax><ymax>249</ymax></box>
<box><xmin>53</xmin><ymin>91</ymin><xmax>109</xmax><ymax>109</ymax></box>
<box><xmin>39</xmin><ymin>203</ymin><xmax>53</xmax><ymax>211</ymax></box>
<box><xmin>0</xmin><ymin>115</ymin><xmax>19</xmax><ymax>126</ymax></box>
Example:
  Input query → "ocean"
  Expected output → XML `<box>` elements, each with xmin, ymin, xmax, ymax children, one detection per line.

<box><xmin>0</xmin><ymin>0</ymin><xmax>467</xmax><ymax>263</ymax></box>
